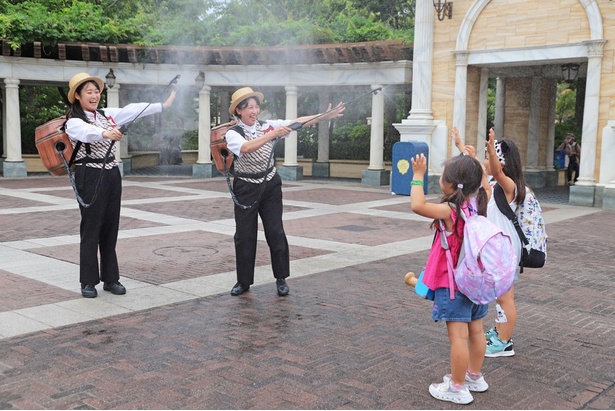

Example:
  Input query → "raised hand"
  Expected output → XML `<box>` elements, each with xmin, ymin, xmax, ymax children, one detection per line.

<box><xmin>411</xmin><ymin>153</ymin><xmax>427</xmax><ymax>177</ymax></box>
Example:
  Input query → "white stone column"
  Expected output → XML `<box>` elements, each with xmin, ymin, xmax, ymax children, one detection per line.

<box><xmin>317</xmin><ymin>91</ymin><xmax>330</xmax><ymax>163</ymax></box>
<box><xmin>362</xmin><ymin>84</ymin><xmax>389</xmax><ymax>186</ymax></box>
<box><xmin>452</xmin><ymin>51</ymin><xmax>469</xmax><ymax>141</ymax></box>
<box><xmin>599</xmin><ymin>122</ymin><xmax>615</xmax><ymax>186</ymax></box>
<box><xmin>314</xmin><ymin>90</ymin><xmax>331</xmax><ymax>178</ymax></box>
<box><xmin>526</xmin><ymin>77</ymin><xmax>542</xmax><ymax>170</ymax></box>
<box><xmin>193</xmin><ymin>84</ymin><xmax>216</xmax><ymax>178</ymax></box>
<box><xmin>4</xmin><ymin>78</ymin><xmax>22</xmax><ymax>162</ymax></box>
<box><xmin>570</xmin><ymin>40</ymin><xmax>606</xmax><ymax>207</ymax></box>
<box><xmin>545</xmin><ymin>79</ymin><xmax>557</xmax><ymax>170</ymax></box>
<box><xmin>392</xmin><ymin>0</ymin><xmax>437</xmax><ymax>146</ymax></box>
<box><xmin>283</xmin><ymin>85</ymin><xmax>298</xmax><ymax>167</ymax></box>
<box><xmin>407</xmin><ymin>0</ymin><xmax>434</xmax><ymax>120</ymax></box>
<box><xmin>600</xmin><ymin>122</ymin><xmax>615</xmax><ymax>210</ymax></box>
<box><xmin>368</xmin><ymin>84</ymin><xmax>385</xmax><ymax>170</ymax></box>
<box><xmin>105</xmin><ymin>84</ymin><xmax>123</xmax><ymax>162</ymax></box>
<box><xmin>1</xmin><ymin>84</ymin><xmax>7</xmax><ymax>158</ymax></box>
<box><xmin>3</xmin><ymin>78</ymin><xmax>27</xmax><ymax>177</ymax></box>
<box><xmin>576</xmin><ymin>40</ymin><xmax>606</xmax><ymax>186</ymax></box>
<box><xmin>476</xmin><ymin>68</ymin><xmax>489</xmax><ymax>161</ymax></box>
<box><xmin>494</xmin><ymin>78</ymin><xmax>505</xmax><ymax>138</ymax></box>
<box><xmin>197</xmin><ymin>85</ymin><xmax>212</xmax><ymax>164</ymax></box>
<box><xmin>393</xmin><ymin>0</ymin><xmax>439</xmax><ymax>185</ymax></box>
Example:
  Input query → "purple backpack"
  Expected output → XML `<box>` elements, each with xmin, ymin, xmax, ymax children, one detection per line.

<box><xmin>441</xmin><ymin>207</ymin><xmax>517</xmax><ymax>305</ymax></box>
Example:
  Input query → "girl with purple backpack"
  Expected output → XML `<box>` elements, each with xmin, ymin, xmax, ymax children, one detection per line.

<box><xmin>410</xmin><ymin>145</ymin><xmax>491</xmax><ymax>405</ymax></box>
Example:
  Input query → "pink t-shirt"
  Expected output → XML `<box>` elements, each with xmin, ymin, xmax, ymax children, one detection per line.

<box><xmin>422</xmin><ymin>202</ymin><xmax>475</xmax><ymax>290</ymax></box>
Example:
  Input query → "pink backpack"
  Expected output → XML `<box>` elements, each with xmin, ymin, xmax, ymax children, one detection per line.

<box><xmin>441</xmin><ymin>206</ymin><xmax>517</xmax><ymax>305</ymax></box>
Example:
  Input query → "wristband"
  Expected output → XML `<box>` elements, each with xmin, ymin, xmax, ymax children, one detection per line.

<box><xmin>410</xmin><ymin>179</ymin><xmax>424</xmax><ymax>187</ymax></box>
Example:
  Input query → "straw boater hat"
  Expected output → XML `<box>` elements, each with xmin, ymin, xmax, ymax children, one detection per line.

<box><xmin>229</xmin><ymin>87</ymin><xmax>265</xmax><ymax>115</ymax></box>
<box><xmin>67</xmin><ymin>72</ymin><xmax>105</xmax><ymax>104</ymax></box>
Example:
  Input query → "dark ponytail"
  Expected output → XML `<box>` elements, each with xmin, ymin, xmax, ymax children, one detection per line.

<box><xmin>500</xmin><ymin>138</ymin><xmax>527</xmax><ymax>205</ymax></box>
<box><xmin>434</xmin><ymin>154</ymin><xmax>487</xmax><ymax>237</ymax></box>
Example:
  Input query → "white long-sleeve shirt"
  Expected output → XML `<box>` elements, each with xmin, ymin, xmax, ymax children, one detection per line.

<box><xmin>65</xmin><ymin>103</ymin><xmax>163</xmax><ymax>168</ymax></box>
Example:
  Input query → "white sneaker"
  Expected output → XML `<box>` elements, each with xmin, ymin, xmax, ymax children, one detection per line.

<box><xmin>443</xmin><ymin>372</ymin><xmax>489</xmax><ymax>392</ymax></box>
<box><xmin>429</xmin><ymin>378</ymin><xmax>474</xmax><ymax>404</ymax></box>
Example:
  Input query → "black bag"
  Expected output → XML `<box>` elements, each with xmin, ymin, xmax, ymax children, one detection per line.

<box><xmin>493</xmin><ymin>184</ymin><xmax>546</xmax><ymax>272</ymax></box>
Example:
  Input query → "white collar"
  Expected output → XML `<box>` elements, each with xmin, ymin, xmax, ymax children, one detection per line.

<box><xmin>239</xmin><ymin>120</ymin><xmax>259</xmax><ymax>134</ymax></box>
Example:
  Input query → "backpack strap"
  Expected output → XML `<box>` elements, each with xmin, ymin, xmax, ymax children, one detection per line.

<box><xmin>67</xmin><ymin>109</ymin><xmax>110</xmax><ymax>165</ymax></box>
<box><xmin>493</xmin><ymin>184</ymin><xmax>529</xmax><ymax>247</ymax></box>
<box><xmin>231</xmin><ymin>124</ymin><xmax>245</xmax><ymax>137</ymax></box>
<box><xmin>440</xmin><ymin>203</ymin><xmax>475</xmax><ymax>300</ymax></box>
<box><xmin>68</xmin><ymin>141</ymin><xmax>82</xmax><ymax>166</ymax></box>
<box><xmin>438</xmin><ymin>221</ymin><xmax>457</xmax><ymax>301</ymax></box>
<box><xmin>440</xmin><ymin>206</ymin><xmax>465</xmax><ymax>301</ymax></box>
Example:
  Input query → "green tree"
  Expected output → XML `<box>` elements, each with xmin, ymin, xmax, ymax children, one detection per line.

<box><xmin>0</xmin><ymin>0</ymin><xmax>415</xmax><ymax>47</ymax></box>
<box><xmin>0</xmin><ymin>0</ymin><xmax>142</xmax><ymax>48</ymax></box>
<box><xmin>554</xmin><ymin>81</ymin><xmax>580</xmax><ymax>149</ymax></box>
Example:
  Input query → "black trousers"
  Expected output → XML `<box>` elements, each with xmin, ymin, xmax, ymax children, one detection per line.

<box><xmin>233</xmin><ymin>173</ymin><xmax>289</xmax><ymax>285</ymax></box>
<box><xmin>75</xmin><ymin>165</ymin><xmax>122</xmax><ymax>285</ymax></box>
<box><xmin>567</xmin><ymin>158</ymin><xmax>579</xmax><ymax>183</ymax></box>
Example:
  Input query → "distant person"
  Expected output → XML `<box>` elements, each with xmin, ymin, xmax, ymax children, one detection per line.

<box><xmin>65</xmin><ymin>72</ymin><xmax>176</xmax><ymax>298</ymax></box>
<box><xmin>410</xmin><ymin>146</ymin><xmax>491</xmax><ymax>405</ymax></box>
<box><xmin>557</xmin><ymin>133</ymin><xmax>580</xmax><ymax>185</ymax></box>
<box><xmin>225</xmin><ymin>87</ymin><xmax>344</xmax><ymax>297</ymax></box>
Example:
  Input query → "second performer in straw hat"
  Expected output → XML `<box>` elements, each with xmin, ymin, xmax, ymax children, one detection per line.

<box><xmin>226</xmin><ymin>86</ymin><xmax>344</xmax><ymax>297</ymax></box>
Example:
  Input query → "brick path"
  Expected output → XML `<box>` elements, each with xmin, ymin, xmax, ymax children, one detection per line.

<box><xmin>0</xmin><ymin>174</ymin><xmax>613</xmax><ymax>409</ymax></box>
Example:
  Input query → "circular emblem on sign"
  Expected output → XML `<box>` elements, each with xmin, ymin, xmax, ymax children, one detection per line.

<box><xmin>397</xmin><ymin>159</ymin><xmax>410</xmax><ymax>175</ymax></box>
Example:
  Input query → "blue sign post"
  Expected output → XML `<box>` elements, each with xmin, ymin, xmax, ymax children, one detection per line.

<box><xmin>391</xmin><ymin>142</ymin><xmax>429</xmax><ymax>196</ymax></box>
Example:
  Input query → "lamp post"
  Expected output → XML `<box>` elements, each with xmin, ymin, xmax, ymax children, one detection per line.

<box><xmin>105</xmin><ymin>68</ymin><xmax>116</xmax><ymax>89</ymax></box>
<box><xmin>195</xmin><ymin>71</ymin><xmax>205</xmax><ymax>90</ymax></box>
<box><xmin>561</xmin><ymin>63</ymin><xmax>580</xmax><ymax>82</ymax></box>
<box><xmin>433</xmin><ymin>0</ymin><xmax>453</xmax><ymax>21</ymax></box>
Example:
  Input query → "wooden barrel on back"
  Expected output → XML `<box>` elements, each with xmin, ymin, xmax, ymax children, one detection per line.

<box><xmin>35</xmin><ymin>117</ymin><xmax>73</xmax><ymax>176</ymax></box>
<box><xmin>210</xmin><ymin>121</ymin><xmax>236</xmax><ymax>174</ymax></box>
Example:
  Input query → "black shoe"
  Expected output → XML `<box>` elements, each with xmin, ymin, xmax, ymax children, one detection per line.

<box><xmin>231</xmin><ymin>282</ymin><xmax>250</xmax><ymax>296</ymax></box>
<box><xmin>81</xmin><ymin>284</ymin><xmax>97</xmax><ymax>298</ymax></box>
<box><xmin>276</xmin><ymin>279</ymin><xmax>289</xmax><ymax>296</ymax></box>
<box><xmin>103</xmin><ymin>281</ymin><xmax>126</xmax><ymax>295</ymax></box>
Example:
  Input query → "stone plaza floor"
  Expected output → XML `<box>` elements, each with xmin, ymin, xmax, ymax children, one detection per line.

<box><xmin>0</xmin><ymin>173</ymin><xmax>613</xmax><ymax>409</ymax></box>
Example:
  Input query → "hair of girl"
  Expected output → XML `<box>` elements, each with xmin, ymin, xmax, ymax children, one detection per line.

<box><xmin>499</xmin><ymin>138</ymin><xmax>527</xmax><ymax>205</ymax></box>
<box><xmin>433</xmin><ymin>154</ymin><xmax>488</xmax><ymax>236</ymax></box>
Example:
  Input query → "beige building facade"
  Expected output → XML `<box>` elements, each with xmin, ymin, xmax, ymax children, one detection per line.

<box><xmin>395</xmin><ymin>0</ymin><xmax>615</xmax><ymax>209</ymax></box>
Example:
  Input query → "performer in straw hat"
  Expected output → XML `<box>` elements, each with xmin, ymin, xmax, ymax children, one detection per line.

<box><xmin>65</xmin><ymin>72</ymin><xmax>176</xmax><ymax>298</ymax></box>
<box><xmin>226</xmin><ymin>86</ymin><xmax>344</xmax><ymax>297</ymax></box>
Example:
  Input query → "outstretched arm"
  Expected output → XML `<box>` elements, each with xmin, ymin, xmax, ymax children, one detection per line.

<box><xmin>452</xmin><ymin>126</ymin><xmax>467</xmax><ymax>155</ymax></box>
<box><xmin>410</xmin><ymin>154</ymin><xmax>454</xmax><ymax>222</ymax></box>
<box><xmin>293</xmin><ymin>102</ymin><xmax>345</xmax><ymax>128</ymax></box>
<box><xmin>237</xmin><ymin>125</ymin><xmax>293</xmax><ymax>154</ymax></box>
<box><xmin>162</xmin><ymin>90</ymin><xmax>177</xmax><ymax>110</ymax></box>
<box><xmin>452</xmin><ymin>126</ymin><xmax>478</xmax><ymax>158</ymax></box>
<box><xmin>486</xmin><ymin>128</ymin><xmax>515</xmax><ymax>201</ymax></box>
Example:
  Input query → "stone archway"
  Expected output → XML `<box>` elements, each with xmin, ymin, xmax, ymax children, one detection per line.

<box><xmin>452</xmin><ymin>0</ymin><xmax>605</xmax><ymax>200</ymax></box>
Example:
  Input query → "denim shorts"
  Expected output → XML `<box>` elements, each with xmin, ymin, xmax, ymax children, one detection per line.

<box><xmin>432</xmin><ymin>288</ymin><xmax>489</xmax><ymax>322</ymax></box>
